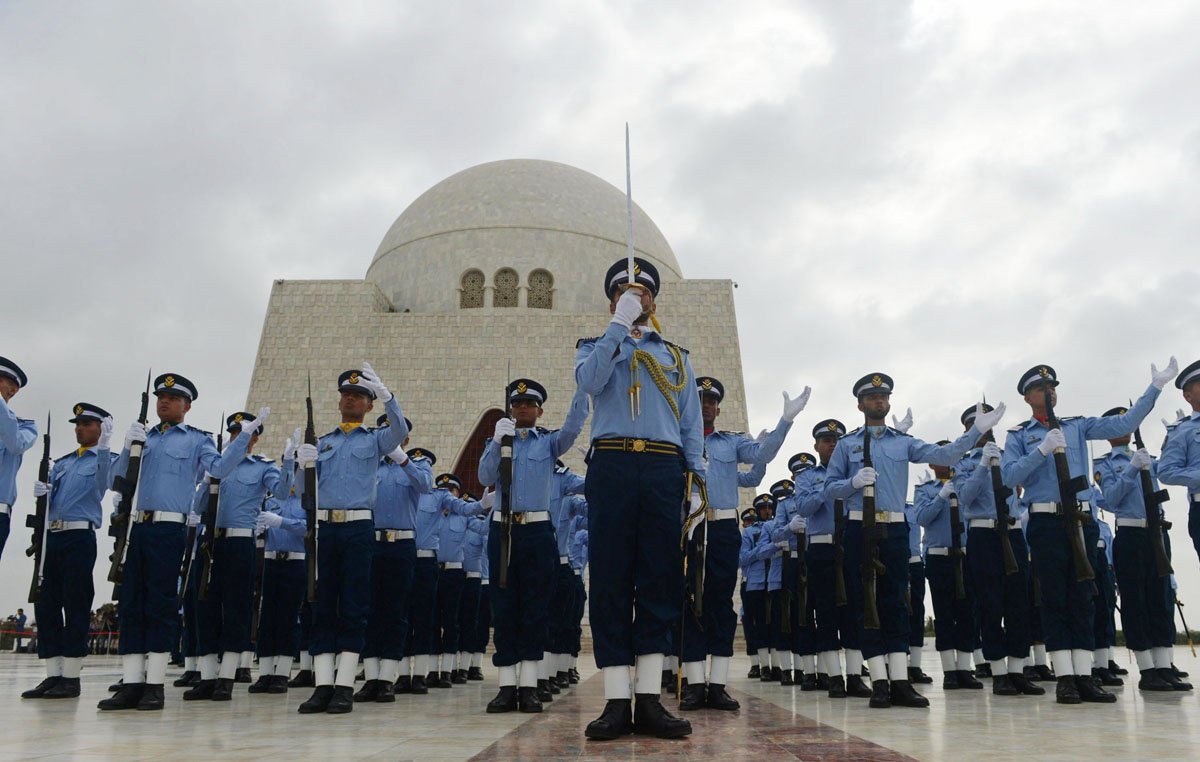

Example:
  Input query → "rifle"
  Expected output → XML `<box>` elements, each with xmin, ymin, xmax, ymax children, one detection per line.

<box><xmin>108</xmin><ymin>370</ymin><xmax>152</xmax><ymax>599</ymax></box>
<box><xmin>1131</xmin><ymin>419</ymin><xmax>1172</xmax><ymax>577</ymax></box>
<box><xmin>832</xmin><ymin>498</ymin><xmax>847</xmax><ymax>606</ymax></box>
<box><xmin>861</xmin><ymin>425</ymin><xmax>885</xmax><ymax>630</ymax></box>
<box><xmin>303</xmin><ymin>373</ymin><xmax>319</xmax><ymax>602</ymax></box>
<box><xmin>25</xmin><ymin>413</ymin><xmax>51</xmax><ymax>603</ymax></box>
<box><xmin>780</xmin><ymin>529</ymin><xmax>793</xmax><ymax>634</ymax></box>
<box><xmin>796</xmin><ymin>531</ymin><xmax>808</xmax><ymax>627</ymax></box>
<box><xmin>250</xmin><ymin>498</ymin><xmax>267</xmax><ymax>646</ymax></box>
<box><xmin>1042</xmin><ymin>386</ymin><xmax>1094</xmax><ymax>582</ymax></box>
<box><xmin>681</xmin><ymin>472</ymin><xmax>708</xmax><ymax>619</ymax></box>
<box><xmin>989</xmin><ymin>449</ymin><xmax>1020</xmax><ymax>575</ymax></box>
<box><xmin>1176</xmin><ymin>597</ymin><xmax>1196</xmax><ymax>657</ymax></box>
<box><xmin>197</xmin><ymin>418</ymin><xmax>224</xmax><ymax>601</ymax></box>
<box><xmin>498</xmin><ymin>362</ymin><xmax>513</xmax><ymax>589</ymax></box>
<box><xmin>948</xmin><ymin>489</ymin><xmax>966</xmax><ymax>599</ymax></box>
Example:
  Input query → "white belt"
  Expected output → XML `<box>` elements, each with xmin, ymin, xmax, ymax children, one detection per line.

<box><xmin>574</xmin><ymin>569</ymin><xmax>582</xmax><ymax>577</ymax></box>
<box><xmin>849</xmin><ymin>510</ymin><xmax>905</xmax><ymax>523</ymax></box>
<box><xmin>808</xmin><ymin>534</ymin><xmax>833</xmax><ymax>544</ymax></box>
<box><xmin>481</xmin><ymin>579</ymin><xmax>490</xmax><ymax>586</ymax></box>
<box><xmin>926</xmin><ymin>547</ymin><xmax>955</xmax><ymax>556</ymax></box>
<box><xmin>376</xmin><ymin>529</ymin><xmax>415</xmax><ymax>541</ymax></box>
<box><xmin>417</xmin><ymin>549</ymin><xmax>436</xmax><ymax>558</ymax></box>
<box><xmin>909</xmin><ymin>555</ymin><xmax>922</xmax><ymax>563</ymax></box>
<box><xmin>1097</xmin><ymin>540</ymin><xmax>1106</xmax><ymax>549</ymax></box>
<box><xmin>1116</xmin><ymin>518</ymin><xmax>1148</xmax><ymax>528</ymax></box>
<box><xmin>790</xmin><ymin>550</ymin><xmax>800</xmax><ymax>558</ymax></box>
<box><xmin>217</xmin><ymin>528</ymin><xmax>254</xmax><ymax>538</ymax></box>
<box><xmin>137</xmin><ymin>510</ymin><xmax>186</xmax><ymax>524</ymax></box>
<box><xmin>491</xmin><ymin>510</ymin><xmax>551</xmax><ymax>524</ymax></box>
<box><xmin>707</xmin><ymin>508</ymin><xmax>738</xmax><ymax>521</ymax></box>
<box><xmin>264</xmin><ymin>551</ymin><xmax>305</xmax><ymax>560</ymax></box>
<box><xmin>466</xmin><ymin>571</ymin><xmax>481</xmax><ymax>578</ymax></box>
<box><xmin>0</xmin><ymin>504</ymin><xmax>10</xmax><ymax>515</ymax></box>
<box><xmin>441</xmin><ymin>561</ymin><xmax>463</xmax><ymax>569</ymax></box>
<box><xmin>560</xmin><ymin>555</ymin><xmax>570</xmax><ymax>565</ymax></box>
<box><xmin>1030</xmin><ymin>501</ymin><xmax>1090</xmax><ymax>515</ymax></box>
<box><xmin>969</xmin><ymin>519</ymin><xmax>996</xmax><ymax>529</ymax></box>
<box><xmin>49</xmin><ymin>520</ymin><xmax>93</xmax><ymax>532</ymax></box>
<box><xmin>317</xmin><ymin>509</ymin><xmax>372</xmax><ymax>523</ymax></box>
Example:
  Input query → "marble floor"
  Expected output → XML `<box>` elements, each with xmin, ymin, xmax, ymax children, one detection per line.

<box><xmin>2</xmin><ymin>647</ymin><xmax>1198</xmax><ymax>761</ymax></box>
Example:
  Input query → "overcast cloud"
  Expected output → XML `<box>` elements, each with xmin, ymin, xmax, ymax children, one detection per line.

<box><xmin>3</xmin><ymin>0</ymin><xmax>1199</xmax><ymax>630</ymax></box>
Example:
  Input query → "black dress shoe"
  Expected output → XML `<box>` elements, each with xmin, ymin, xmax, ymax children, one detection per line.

<box><xmin>468</xmin><ymin>666</ymin><xmax>485</xmax><ymax>681</ymax></box>
<box><xmin>268</xmin><ymin>675</ymin><xmax>289</xmax><ymax>694</ymax></box>
<box><xmin>487</xmin><ymin>686</ymin><xmax>519</xmax><ymax>713</ymax></box>
<box><xmin>173</xmin><ymin>670</ymin><xmax>201</xmax><ymax>688</ymax></box>
<box><xmin>108</xmin><ymin>679</ymin><xmax>123</xmax><ymax>692</ymax></box>
<box><xmin>248</xmin><ymin>674</ymin><xmax>272</xmax><ymax>694</ymax></box>
<box><xmin>183</xmin><ymin>680</ymin><xmax>216</xmax><ymax>701</ymax></box>
<box><xmin>568</xmin><ymin>668</ymin><xmax>580</xmax><ymax>684</ymax></box>
<box><xmin>536</xmin><ymin>679</ymin><xmax>554</xmax><ymax>703</ymax></box>
<box><xmin>943</xmin><ymin>670</ymin><xmax>962</xmax><ymax>690</ymax></box>
<box><xmin>770</xmin><ymin>666</ymin><xmax>783</xmax><ymax>682</ymax></box>
<box><xmin>908</xmin><ymin>666</ymin><xmax>933</xmax><ymax>684</ymax></box>
<box><xmin>780</xmin><ymin>669</ymin><xmax>794</xmax><ymax>686</ymax></box>
<box><xmin>991</xmin><ymin>674</ymin><xmax>1019</xmax><ymax>696</ymax></box>
<box><xmin>138</xmin><ymin>684</ymin><xmax>165</xmax><ymax>710</ymax></box>
<box><xmin>827</xmin><ymin>675</ymin><xmax>847</xmax><ymax>698</ymax></box>
<box><xmin>816</xmin><ymin>673</ymin><xmax>830</xmax><ymax>690</ymax></box>
<box><xmin>1033</xmin><ymin>664</ymin><xmax>1055</xmax><ymax>681</ymax></box>
<box><xmin>800</xmin><ymin>672</ymin><xmax>818</xmax><ymax>691</ymax></box>
<box><xmin>957</xmin><ymin>670</ymin><xmax>983</xmax><ymax>689</ymax></box>
<box><xmin>1109</xmin><ymin>659</ymin><xmax>1129</xmax><ymax>676</ymax></box>
<box><xmin>677</xmin><ymin>682</ymin><xmax>707</xmax><ymax>711</ymax></box>
<box><xmin>436</xmin><ymin>671</ymin><xmax>453</xmax><ymax>688</ymax></box>
<box><xmin>1160</xmin><ymin>667</ymin><xmax>1193</xmax><ymax>691</ymax></box>
<box><xmin>1075</xmin><ymin>675</ymin><xmax>1116</xmax><ymax>703</ymax></box>
<box><xmin>549</xmin><ymin>676</ymin><xmax>561</xmax><ymax>695</ymax></box>
<box><xmin>22</xmin><ymin>676</ymin><xmax>61</xmax><ymax>699</ymax></box>
<box><xmin>890</xmin><ymin>680</ymin><xmax>929</xmax><ymax>708</ymax></box>
<box><xmin>555</xmin><ymin>671</ymin><xmax>570</xmax><ymax>688</ymax></box>
<box><xmin>1056</xmin><ymin>675</ymin><xmax>1081</xmax><ymax>704</ymax></box>
<box><xmin>211</xmin><ymin>678</ymin><xmax>234</xmax><ymax>701</ymax></box>
<box><xmin>1010</xmin><ymin>673</ymin><xmax>1045</xmax><ymax>695</ymax></box>
<box><xmin>1138</xmin><ymin>669</ymin><xmax>1174</xmax><ymax>691</ymax></box>
<box><xmin>759</xmin><ymin>666</ymin><xmax>772</xmax><ymax>683</ymax></box>
<box><xmin>169</xmin><ymin>656</ymin><xmax>184</xmax><ymax>667</ymax></box>
<box><xmin>974</xmin><ymin>663</ymin><xmax>992</xmax><ymax>678</ymax></box>
<box><xmin>585</xmin><ymin>699</ymin><xmax>633</xmax><ymax>740</ymax></box>
<box><xmin>394</xmin><ymin>675</ymin><xmax>412</xmax><ymax>694</ymax></box>
<box><xmin>43</xmin><ymin>677</ymin><xmax>81</xmax><ymax>699</ymax></box>
<box><xmin>746</xmin><ymin>665</ymin><xmax>761</xmax><ymax>679</ymax></box>
<box><xmin>451</xmin><ymin>669</ymin><xmax>467</xmax><ymax>685</ymax></box>
<box><xmin>289</xmin><ymin>669</ymin><xmax>315</xmax><ymax>688</ymax></box>
<box><xmin>353</xmin><ymin>679</ymin><xmax>381</xmax><ymax>702</ymax></box>
<box><xmin>410</xmin><ymin>674</ymin><xmax>428</xmax><ymax>694</ymax></box>
<box><xmin>705</xmin><ymin>683</ymin><xmax>740</xmax><ymax>710</ymax></box>
<box><xmin>298</xmin><ymin>686</ymin><xmax>334</xmax><ymax>713</ymax></box>
<box><xmin>375</xmin><ymin>680</ymin><xmax>395</xmax><ymax>702</ymax></box>
<box><xmin>868</xmin><ymin>679</ymin><xmax>891</xmax><ymax>708</ymax></box>
<box><xmin>235</xmin><ymin>668</ymin><xmax>252</xmax><ymax>684</ymax></box>
<box><xmin>846</xmin><ymin>674</ymin><xmax>872</xmax><ymax>698</ymax></box>
<box><xmin>1092</xmin><ymin>667</ymin><xmax>1123</xmax><ymax>687</ymax></box>
<box><xmin>633</xmin><ymin>693</ymin><xmax>692</xmax><ymax>738</ymax></box>
<box><xmin>99</xmin><ymin>682</ymin><xmax>144</xmax><ymax>710</ymax></box>
<box><xmin>326</xmin><ymin>686</ymin><xmax>354</xmax><ymax>713</ymax></box>
<box><xmin>518</xmin><ymin>686</ymin><xmax>543</xmax><ymax>713</ymax></box>
<box><xmin>1171</xmin><ymin>664</ymin><xmax>1188</xmax><ymax>679</ymax></box>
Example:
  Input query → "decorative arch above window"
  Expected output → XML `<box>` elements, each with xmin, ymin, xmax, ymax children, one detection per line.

<box><xmin>460</xmin><ymin>269</ymin><xmax>484</xmax><ymax>308</ymax></box>
<box><xmin>493</xmin><ymin>267</ymin><xmax>518</xmax><ymax>307</ymax></box>
<box><xmin>527</xmin><ymin>269</ymin><xmax>553</xmax><ymax>309</ymax></box>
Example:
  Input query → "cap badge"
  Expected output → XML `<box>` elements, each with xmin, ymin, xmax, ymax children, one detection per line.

<box><xmin>871</xmin><ymin>375</ymin><xmax>883</xmax><ymax>387</ymax></box>
<box><xmin>164</xmin><ymin>376</ymin><xmax>176</xmax><ymax>388</ymax></box>
<box><xmin>74</xmin><ymin>405</ymin><xmax>83</xmax><ymax>415</ymax></box>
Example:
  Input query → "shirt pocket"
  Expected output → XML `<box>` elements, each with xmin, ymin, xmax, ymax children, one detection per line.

<box><xmin>162</xmin><ymin>437</ymin><xmax>193</xmax><ymax>474</ymax></box>
<box><xmin>236</xmin><ymin>466</ymin><xmax>262</xmax><ymax>487</ymax></box>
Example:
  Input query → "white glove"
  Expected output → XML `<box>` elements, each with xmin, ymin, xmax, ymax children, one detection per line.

<box><xmin>1178</xmin><ymin>409</ymin><xmax>1189</xmax><ymax>422</ymax></box>
<box><xmin>186</xmin><ymin>512</ymin><xmax>201</xmax><ymax>527</ymax></box>
<box><xmin>243</xmin><ymin>407</ymin><xmax>271</xmax><ymax>436</ymax></box>
<box><xmin>972</xmin><ymin>402</ymin><xmax>1006</xmax><ymax>432</ymax></box>
<box><xmin>124</xmin><ymin>422</ymin><xmax>147</xmax><ymax>449</ymax></box>
<box><xmin>98</xmin><ymin>417</ymin><xmax>114</xmax><ymax>449</ymax></box>
<box><xmin>359</xmin><ymin>361</ymin><xmax>393</xmax><ymax>402</ymax></box>
<box><xmin>1151</xmin><ymin>356</ymin><xmax>1179</xmax><ymax>390</ymax></box>
<box><xmin>33</xmin><ymin>480</ymin><xmax>50</xmax><ymax>497</ymax></box>
<box><xmin>480</xmin><ymin>489</ymin><xmax>496</xmax><ymax>511</ymax></box>
<box><xmin>284</xmin><ymin>427</ymin><xmax>301</xmax><ymax>460</ymax></box>
<box><xmin>296</xmin><ymin>443</ymin><xmax>318</xmax><ymax>466</ymax></box>
<box><xmin>938</xmin><ymin>481</ymin><xmax>955</xmax><ymax>500</ymax></box>
<box><xmin>776</xmin><ymin>540</ymin><xmax>790</xmax><ymax>550</ymax></box>
<box><xmin>981</xmin><ymin>441</ymin><xmax>1002</xmax><ymax>463</ymax></box>
<box><xmin>686</xmin><ymin>493</ymin><xmax>705</xmax><ymax>541</ymax></box>
<box><xmin>891</xmin><ymin>407</ymin><xmax>913</xmax><ymax>434</ymax></box>
<box><xmin>388</xmin><ymin>445</ymin><xmax>409</xmax><ymax>464</ymax></box>
<box><xmin>788</xmin><ymin>514</ymin><xmax>804</xmax><ymax>534</ymax></box>
<box><xmin>611</xmin><ymin>289</ymin><xmax>644</xmax><ymax>330</ymax></box>
<box><xmin>781</xmin><ymin>387</ymin><xmax>811</xmax><ymax>422</ymax></box>
<box><xmin>851</xmin><ymin>467</ymin><xmax>877</xmax><ymax>489</ymax></box>
<box><xmin>492</xmin><ymin>417</ymin><xmax>516</xmax><ymax>443</ymax></box>
<box><xmin>112</xmin><ymin>493</ymin><xmax>122</xmax><ymax>511</ymax></box>
<box><xmin>1037</xmin><ymin>428</ymin><xmax>1066</xmax><ymax>456</ymax></box>
<box><xmin>256</xmin><ymin>511</ymin><xmax>284</xmax><ymax>532</ymax></box>
<box><xmin>917</xmin><ymin>469</ymin><xmax>933</xmax><ymax>485</ymax></box>
<box><xmin>1130</xmin><ymin>448</ymin><xmax>1152</xmax><ymax>471</ymax></box>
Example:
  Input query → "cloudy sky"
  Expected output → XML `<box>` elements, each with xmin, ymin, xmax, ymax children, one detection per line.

<box><xmin>3</xmin><ymin>1</ymin><xmax>1199</xmax><ymax>633</ymax></box>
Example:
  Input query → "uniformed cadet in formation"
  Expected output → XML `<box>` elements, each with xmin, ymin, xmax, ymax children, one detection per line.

<box><xmin>250</xmin><ymin>478</ymin><xmax>308</xmax><ymax>694</ymax></box>
<box><xmin>479</xmin><ymin>378</ymin><xmax>587</xmax><ymax>713</ymax></box>
<box><xmin>459</xmin><ymin>508</ymin><xmax>488</xmax><ymax>682</ymax></box>
<box><xmin>1090</xmin><ymin>507</ymin><xmax>1121</xmax><ymax>687</ymax></box>
<box><xmin>292</xmin><ymin>363</ymin><xmax>410</xmax><ymax>714</ymax></box>
<box><xmin>902</xmin><ymin>497</ymin><xmax>931</xmax><ymax>685</ymax></box>
<box><xmin>0</xmin><ymin>357</ymin><xmax>36</xmax><ymax>559</ymax></box>
<box><xmin>22</xmin><ymin>403</ymin><xmax>116</xmax><ymax>699</ymax></box>
<box><xmin>433</xmin><ymin>465</ymin><xmax>475</xmax><ymax>690</ymax></box>
<box><xmin>1159</xmin><ymin>358</ymin><xmax>1200</xmax><ymax>564</ymax></box>
<box><xmin>1001</xmin><ymin>358</ymin><xmax>1176</xmax><ymax>704</ymax></box>
<box><xmin>575</xmin><ymin>257</ymin><xmax>703</xmax><ymax>740</ymax></box>
<box><xmin>353</xmin><ymin>415</ymin><xmax>432</xmax><ymax>703</ymax></box>
<box><xmin>767</xmin><ymin>471</ymin><xmax>817</xmax><ymax>689</ymax></box>
<box><xmin>825</xmin><ymin>372</ymin><xmax>1005</xmax><ymax>709</ymax></box>
<box><xmin>101</xmin><ymin>373</ymin><xmax>264</xmax><ymax>711</ymax></box>
<box><xmin>739</xmin><ymin>496</ymin><xmax>772</xmax><ymax>682</ymax></box>
<box><xmin>567</xmin><ymin>503</ymin><xmax>588</xmax><ymax>682</ymax></box>
<box><xmin>548</xmin><ymin>459</ymin><xmax>586</xmax><ymax>695</ymax></box>
<box><xmin>753</xmin><ymin>495</ymin><xmax>786</xmax><ymax>683</ymax></box>
<box><xmin>677</xmin><ymin>375</ymin><xmax>795</xmax><ymax>711</ymax></box>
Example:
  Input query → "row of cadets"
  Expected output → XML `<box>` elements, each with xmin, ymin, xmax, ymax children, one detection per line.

<box><xmin>249</xmin><ymin>477</ymin><xmax>308</xmax><ymax>694</ymax></box>
<box><xmin>903</xmin><ymin>495</ymin><xmax>931</xmax><ymax>685</ymax></box>
<box><xmin>548</xmin><ymin>458</ymin><xmax>586</xmax><ymax>693</ymax></box>
<box><xmin>459</xmin><ymin>505</ymin><xmax>489</xmax><ymax>683</ymax></box>
<box><xmin>0</xmin><ymin>357</ymin><xmax>36</xmax><ymax>560</ymax></box>
<box><xmin>769</xmin><ymin>458</ymin><xmax>818</xmax><ymax>690</ymax></box>
<box><xmin>566</xmin><ymin>500</ymin><xmax>589</xmax><ymax>682</ymax></box>
<box><xmin>738</xmin><ymin>496</ymin><xmax>771</xmax><ymax>683</ymax></box>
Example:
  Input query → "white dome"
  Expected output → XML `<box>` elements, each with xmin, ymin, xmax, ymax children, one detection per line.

<box><xmin>365</xmin><ymin>159</ymin><xmax>681</xmax><ymax>313</ymax></box>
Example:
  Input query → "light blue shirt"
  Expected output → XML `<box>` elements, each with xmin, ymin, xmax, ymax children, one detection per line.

<box><xmin>738</xmin><ymin>523</ymin><xmax>768</xmax><ymax>590</ymax></box>
<box><xmin>1159</xmin><ymin>412</ymin><xmax>1200</xmax><ymax>497</ymax></box>
<box><xmin>557</xmin><ymin>495</ymin><xmax>588</xmax><ymax>557</ymax></box>
<box><xmin>0</xmin><ymin>397</ymin><xmax>38</xmax><ymax>505</ymax></box>
<box><xmin>575</xmin><ymin>324</ymin><xmax>705</xmax><ymax>477</ymax></box>
<box><xmin>953</xmin><ymin>447</ymin><xmax>1018</xmax><ymax>522</ymax></box>
<box><xmin>912</xmin><ymin>480</ymin><xmax>963</xmax><ymax>550</ymax></box>
<box><xmin>312</xmin><ymin>397</ymin><xmax>409</xmax><ymax>510</ymax></box>
<box><xmin>793</xmin><ymin>462</ymin><xmax>838</xmax><ymax>536</ymax></box>
<box><xmin>263</xmin><ymin>493</ymin><xmax>306</xmax><ymax>554</ymax></box>
<box><xmin>550</xmin><ymin>466</ymin><xmax>586</xmax><ymax>556</ymax></box>
<box><xmin>569</xmin><ymin>515</ymin><xmax>588</xmax><ymax>571</ymax></box>
<box><xmin>1097</xmin><ymin>517</ymin><xmax>1114</xmax><ymax>566</ymax></box>
<box><xmin>905</xmin><ymin>501</ymin><xmax>923</xmax><ymax>558</ymax></box>
<box><xmin>374</xmin><ymin>454</ymin><xmax>434</xmax><ymax>530</ymax></box>
<box><xmin>1093</xmin><ymin>446</ymin><xmax>1164</xmax><ymax>521</ymax></box>
<box><xmin>437</xmin><ymin>509</ymin><xmax>469</xmax><ymax>563</ymax></box>
<box><xmin>48</xmin><ymin>446</ymin><xmax>117</xmax><ymax>525</ymax></box>
<box><xmin>463</xmin><ymin>516</ymin><xmax>487</xmax><ymax>573</ymax></box>
<box><xmin>416</xmin><ymin>489</ymin><xmax>479</xmax><ymax>552</ymax></box>
<box><xmin>116</xmin><ymin>422</ymin><xmax>252</xmax><ymax>514</ymax></box>
<box><xmin>217</xmin><ymin>456</ymin><xmax>291</xmax><ymax>529</ymax></box>
<box><xmin>753</xmin><ymin>529</ymin><xmax>784</xmax><ymax>590</ymax></box>
<box><xmin>705</xmin><ymin>423</ymin><xmax>790</xmax><ymax>509</ymax></box>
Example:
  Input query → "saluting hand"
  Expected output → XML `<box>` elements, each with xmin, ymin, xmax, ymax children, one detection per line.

<box><xmin>1151</xmin><ymin>357</ymin><xmax>1179</xmax><ymax>390</ymax></box>
<box><xmin>611</xmin><ymin>289</ymin><xmax>644</xmax><ymax>330</ymax></box>
<box><xmin>359</xmin><ymin>361</ymin><xmax>393</xmax><ymax>402</ymax></box>
<box><xmin>98</xmin><ymin>417</ymin><xmax>114</xmax><ymax>450</ymax></box>
<box><xmin>781</xmin><ymin>387</ymin><xmax>811</xmax><ymax>422</ymax></box>
<box><xmin>284</xmin><ymin>427</ymin><xmax>301</xmax><ymax>460</ymax></box>
<box><xmin>973</xmin><ymin>402</ymin><xmax>1006</xmax><ymax>432</ymax></box>
<box><xmin>891</xmin><ymin>408</ymin><xmax>913</xmax><ymax>434</ymax></box>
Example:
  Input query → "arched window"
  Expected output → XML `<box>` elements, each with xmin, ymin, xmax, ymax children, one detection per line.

<box><xmin>493</xmin><ymin>268</ymin><xmax>518</xmax><ymax>307</ymax></box>
<box><xmin>527</xmin><ymin>269</ymin><xmax>553</xmax><ymax>309</ymax></box>
<box><xmin>460</xmin><ymin>269</ymin><xmax>484</xmax><ymax>308</ymax></box>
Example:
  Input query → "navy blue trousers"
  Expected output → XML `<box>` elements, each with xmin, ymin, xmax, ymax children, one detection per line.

<box><xmin>198</xmin><ymin>536</ymin><xmax>255</xmax><ymax>654</ymax></box>
<box><xmin>925</xmin><ymin>554</ymin><xmax>977</xmax><ymax>653</ymax></box>
<box><xmin>806</xmin><ymin>544</ymin><xmax>850</xmax><ymax>653</ymax></box>
<box><xmin>488</xmin><ymin>520</ymin><xmax>556</xmax><ymax>666</ymax></box>
<box><xmin>968</xmin><ymin>527</ymin><xmax>1032</xmax><ymax>661</ymax></box>
<box><xmin>407</xmin><ymin>557</ymin><xmax>439</xmax><ymax>656</ymax></box>
<box><xmin>586</xmin><ymin>450</ymin><xmax>685</xmax><ymax>667</ymax></box>
<box><xmin>909</xmin><ymin>560</ymin><xmax>926</xmax><ymax>648</ymax></box>
<box><xmin>0</xmin><ymin>512</ymin><xmax>9</xmax><ymax>560</ymax></box>
<box><xmin>843</xmin><ymin>520</ymin><xmax>910</xmax><ymax>659</ymax></box>
<box><xmin>680</xmin><ymin>519</ymin><xmax>740</xmax><ymax>661</ymax></box>
<box><xmin>470</xmin><ymin>583</ymin><xmax>492</xmax><ymax>653</ymax></box>
<box><xmin>458</xmin><ymin>576</ymin><xmax>482</xmax><ymax>653</ymax></box>
<box><xmin>742</xmin><ymin>589</ymin><xmax>766</xmax><ymax>653</ymax></box>
<box><xmin>310</xmin><ymin>520</ymin><xmax>373</xmax><ymax>655</ymax></box>
<box><xmin>1113</xmin><ymin>527</ymin><xmax>1174</xmax><ymax>651</ymax></box>
<box><xmin>362</xmin><ymin>539</ymin><xmax>415</xmax><ymax>660</ymax></box>
<box><xmin>180</xmin><ymin>554</ymin><xmax>201</xmax><ymax>657</ymax></box>
<box><xmin>1189</xmin><ymin>502</ymin><xmax>1200</xmax><ymax>565</ymax></box>
<box><xmin>35</xmin><ymin>529</ymin><xmax>96</xmax><ymax>659</ymax></box>
<box><xmin>1027</xmin><ymin>514</ymin><xmax>1094</xmax><ymax>651</ymax></box>
<box><xmin>572</xmin><ymin>574</ymin><xmax>586</xmax><ymax>655</ymax></box>
<box><xmin>298</xmin><ymin>600</ymin><xmax>313</xmax><ymax>655</ymax></box>
<box><xmin>257</xmin><ymin>559</ymin><xmax>305</xmax><ymax>658</ymax></box>
<box><xmin>118</xmin><ymin>521</ymin><xmax>187</xmax><ymax>654</ymax></box>
<box><xmin>436</xmin><ymin>567</ymin><xmax>466</xmax><ymax>656</ymax></box>
<box><xmin>550</xmin><ymin>562</ymin><xmax>575</xmax><ymax>654</ymax></box>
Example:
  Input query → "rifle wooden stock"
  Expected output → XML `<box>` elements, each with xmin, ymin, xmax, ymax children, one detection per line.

<box><xmin>989</xmin><ymin>455</ymin><xmax>1020</xmax><ymax>575</ymax></box>
<box><xmin>861</xmin><ymin>427</ymin><xmax>883</xmax><ymax>630</ymax></box>
<box><xmin>26</xmin><ymin>415</ymin><xmax>51</xmax><ymax>604</ymax></box>
<box><xmin>833</xmin><ymin>499</ymin><xmax>847</xmax><ymax>607</ymax></box>
<box><xmin>1043</xmin><ymin>388</ymin><xmax>1094</xmax><ymax>583</ymax></box>
<box><xmin>108</xmin><ymin>372</ymin><xmax>151</xmax><ymax>599</ymax></box>
<box><xmin>949</xmin><ymin>492</ymin><xmax>966</xmax><ymax>600</ymax></box>
<box><xmin>1132</xmin><ymin>425</ymin><xmax>1172</xmax><ymax>577</ymax></box>
<box><xmin>303</xmin><ymin>377</ymin><xmax>319</xmax><ymax>603</ymax></box>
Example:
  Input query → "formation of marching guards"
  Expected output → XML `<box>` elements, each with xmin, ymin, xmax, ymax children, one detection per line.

<box><xmin>2</xmin><ymin>260</ymin><xmax>1198</xmax><ymax>739</ymax></box>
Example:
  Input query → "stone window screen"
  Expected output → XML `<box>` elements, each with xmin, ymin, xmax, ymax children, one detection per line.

<box><xmin>494</xmin><ymin>267</ymin><xmax>518</xmax><ymax>307</ymax></box>
<box><xmin>460</xmin><ymin>269</ymin><xmax>484</xmax><ymax>308</ymax></box>
<box><xmin>528</xmin><ymin>269</ymin><xmax>553</xmax><ymax>309</ymax></box>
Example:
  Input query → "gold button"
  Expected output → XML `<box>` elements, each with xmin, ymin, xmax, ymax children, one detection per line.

<box><xmin>632</xmin><ymin>439</ymin><xmax>647</xmax><ymax>452</ymax></box>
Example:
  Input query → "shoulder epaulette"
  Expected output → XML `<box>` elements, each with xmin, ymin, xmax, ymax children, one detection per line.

<box><xmin>536</xmin><ymin>426</ymin><xmax>550</xmax><ymax>434</ymax></box>
<box><xmin>719</xmin><ymin>430</ymin><xmax>744</xmax><ymax>436</ymax></box>
<box><xmin>255</xmin><ymin>456</ymin><xmax>275</xmax><ymax>463</ymax></box>
<box><xmin>663</xmin><ymin>339</ymin><xmax>688</xmax><ymax>353</ymax></box>
<box><xmin>576</xmin><ymin>336</ymin><xmax>600</xmax><ymax>349</ymax></box>
<box><xmin>195</xmin><ymin>429</ymin><xmax>213</xmax><ymax>437</ymax></box>
<box><xmin>888</xmin><ymin>427</ymin><xmax>912</xmax><ymax>437</ymax></box>
<box><xmin>55</xmin><ymin>450</ymin><xmax>77</xmax><ymax>461</ymax></box>
<box><xmin>1007</xmin><ymin>423</ymin><xmax>1025</xmax><ymax>433</ymax></box>
<box><xmin>17</xmin><ymin>417</ymin><xmax>34</xmax><ymax>424</ymax></box>
<box><xmin>847</xmin><ymin>426</ymin><xmax>864</xmax><ymax>435</ymax></box>
<box><xmin>554</xmin><ymin>464</ymin><xmax>569</xmax><ymax>474</ymax></box>
<box><xmin>1060</xmin><ymin>416</ymin><xmax>1081</xmax><ymax>422</ymax></box>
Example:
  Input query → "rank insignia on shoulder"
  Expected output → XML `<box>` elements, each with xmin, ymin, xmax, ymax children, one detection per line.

<box><xmin>663</xmin><ymin>339</ymin><xmax>688</xmax><ymax>353</ymax></box>
<box><xmin>575</xmin><ymin>336</ymin><xmax>600</xmax><ymax>349</ymax></box>
<box><xmin>1007</xmin><ymin>424</ymin><xmax>1024</xmax><ymax>433</ymax></box>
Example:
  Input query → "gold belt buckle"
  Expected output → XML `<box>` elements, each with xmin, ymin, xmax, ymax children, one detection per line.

<box><xmin>385</xmin><ymin>530</ymin><xmax>396</xmax><ymax>542</ymax></box>
<box><xmin>631</xmin><ymin>438</ymin><xmax>647</xmax><ymax>453</ymax></box>
<box><xmin>512</xmin><ymin>513</ymin><xmax>527</xmax><ymax>525</ymax></box>
<box><xmin>706</xmin><ymin>508</ymin><xmax>716</xmax><ymax>522</ymax></box>
<box><xmin>49</xmin><ymin>519</ymin><xmax>64</xmax><ymax>530</ymax></box>
<box><xmin>330</xmin><ymin>510</ymin><xmax>346</xmax><ymax>523</ymax></box>
<box><xmin>876</xmin><ymin>510</ymin><xmax>888</xmax><ymax>523</ymax></box>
